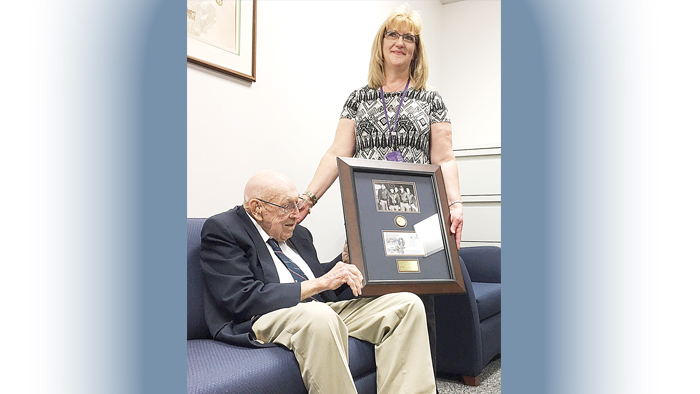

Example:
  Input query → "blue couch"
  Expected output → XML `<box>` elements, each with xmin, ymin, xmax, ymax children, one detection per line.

<box><xmin>435</xmin><ymin>246</ymin><xmax>501</xmax><ymax>386</ymax></box>
<box><xmin>187</xmin><ymin>218</ymin><xmax>378</xmax><ymax>394</ymax></box>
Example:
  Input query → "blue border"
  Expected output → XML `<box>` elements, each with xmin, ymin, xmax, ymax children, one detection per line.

<box><xmin>138</xmin><ymin>1</ymin><xmax>186</xmax><ymax>393</ymax></box>
<box><xmin>502</xmin><ymin>1</ymin><xmax>549</xmax><ymax>393</ymax></box>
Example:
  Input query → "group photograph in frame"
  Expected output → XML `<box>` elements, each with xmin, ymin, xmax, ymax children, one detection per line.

<box><xmin>187</xmin><ymin>0</ymin><xmax>257</xmax><ymax>81</ymax></box>
<box><xmin>373</xmin><ymin>180</ymin><xmax>420</xmax><ymax>213</ymax></box>
<box><xmin>338</xmin><ymin>157</ymin><xmax>466</xmax><ymax>296</ymax></box>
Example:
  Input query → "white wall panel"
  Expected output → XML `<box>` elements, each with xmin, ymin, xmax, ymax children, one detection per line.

<box><xmin>461</xmin><ymin>202</ymin><xmax>501</xmax><ymax>243</ymax></box>
<box><xmin>462</xmin><ymin>241</ymin><xmax>502</xmax><ymax>248</ymax></box>
<box><xmin>441</xmin><ymin>1</ymin><xmax>501</xmax><ymax>247</ymax></box>
<box><xmin>457</xmin><ymin>154</ymin><xmax>501</xmax><ymax>199</ymax></box>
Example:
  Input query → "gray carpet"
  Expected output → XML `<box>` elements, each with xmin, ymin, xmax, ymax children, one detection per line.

<box><xmin>436</xmin><ymin>358</ymin><xmax>501</xmax><ymax>394</ymax></box>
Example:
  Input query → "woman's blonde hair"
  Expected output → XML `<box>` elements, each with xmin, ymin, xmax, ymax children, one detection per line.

<box><xmin>368</xmin><ymin>5</ymin><xmax>429</xmax><ymax>90</ymax></box>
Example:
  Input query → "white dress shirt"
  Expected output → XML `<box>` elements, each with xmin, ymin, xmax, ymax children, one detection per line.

<box><xmin>247</xmin><ymin>212</ymin><xmax>317</xmax><ymax>283</ymax></box>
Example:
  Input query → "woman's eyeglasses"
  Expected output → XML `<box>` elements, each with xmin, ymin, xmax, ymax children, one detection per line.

<box><xmin>384</xmin><ymin>30</ymin><xmax>418</xmax><ymax>44</ymax></box>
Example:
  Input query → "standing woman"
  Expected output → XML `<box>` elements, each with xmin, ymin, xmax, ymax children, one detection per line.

<box><xmin>297</xmin><ymin>5</ymin><xmax>463</xmax><ymax>372</ymax></box>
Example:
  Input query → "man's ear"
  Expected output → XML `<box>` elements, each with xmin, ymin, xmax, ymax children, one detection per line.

<box><xmin>249</xmin><ymin>200</ymin><xmax>264</xmax><ymax>220</ymax></box>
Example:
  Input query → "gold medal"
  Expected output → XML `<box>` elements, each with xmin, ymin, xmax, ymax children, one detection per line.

<box><xmin>395</xmin><ymin>215</ymin><xmax>407</xmax><ymax>228</ymax></box>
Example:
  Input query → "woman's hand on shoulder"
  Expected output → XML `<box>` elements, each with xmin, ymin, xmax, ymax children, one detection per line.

<box><xmin>296</xmin><ymin>195</ymin><xmax>313</xmax><ymax>224</ymax></box>
<box><xmin>296</xmin><ymin>204</ymin><xmax>310</xmax><ymax>224</ymax></box>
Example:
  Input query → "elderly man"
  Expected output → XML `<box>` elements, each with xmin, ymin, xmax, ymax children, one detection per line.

<box><xmin>200</xmin><ymin>170</ymin><xmax>436</xmax><ymax>394</ymax></box>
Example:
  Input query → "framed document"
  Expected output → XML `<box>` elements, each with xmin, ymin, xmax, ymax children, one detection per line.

<box><xmin>187</xmin><ymin>0</ymin><xmax>257</xmax><ymax>82</ymax></box>
<box><xmin>337</xmin><ymin>157</ymin><xmax>466</xmax><ymax>296</ymax></box>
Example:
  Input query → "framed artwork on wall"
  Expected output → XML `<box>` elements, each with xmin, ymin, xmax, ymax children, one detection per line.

<box><xmin>337</xmin><ymin>157</ymin><xmax>466</xmax><ymax>296</ymax></box>
<box><xmin>187</xmin><ymin>0</ymin><xmax>257</xmax><ymax>82</ymax></box>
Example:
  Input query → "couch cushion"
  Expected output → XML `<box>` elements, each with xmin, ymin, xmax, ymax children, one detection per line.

<box><xmin>472</xmin><ymin>282</ymin><xmax>501</xmax><ymax>321</ymax></box>
<box><xmin>348</xmin><ymin>336</ymin><xmax>376</xmax><ymax>378</ymax></box>
<box><xmin>188</xmin><ymin>339</ymin><xmax>306</xmax><ymax>394</ymax></box>
<box><xmin>188</xmin><ymin>337</ymin><xmax>376</xmax><ymax>394</ymax></box>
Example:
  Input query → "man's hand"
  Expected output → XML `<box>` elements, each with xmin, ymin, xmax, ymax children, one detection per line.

<box><xmin>321</xmin><ymin>261</ymin><xmax>364</xmax><ymax>297</ymax></box>
<box><xmin>300</xmin><ymin>242</ymin><xmax>364</xmax><ymax>300</ymax></box>
<box><xmin>300</xmin><ymin>261</ymin><xmax>364</xmax><ymax>300</ymax></box>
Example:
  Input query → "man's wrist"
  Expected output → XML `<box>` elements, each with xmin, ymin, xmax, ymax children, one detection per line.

<box><xmin>300</xmin><ymin>278</ymin><xmax>324</xmax><ymax>300</ymax></box>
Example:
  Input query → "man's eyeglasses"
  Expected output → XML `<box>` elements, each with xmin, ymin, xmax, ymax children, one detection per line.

<box><xmin>257</xmin><ymin>198</ymin><xmax>306</xmax><ymax>215</ymax></box>
<box><xmin>384</xmin><ymin>30</ymin><xmax>418</xmax><ymax>44</ymax></box>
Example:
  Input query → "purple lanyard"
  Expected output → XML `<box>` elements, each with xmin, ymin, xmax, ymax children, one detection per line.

<box><xmin>380</xmin><ymin>79</ymin><xmax>410</xmax><ymax>151</ymax></box>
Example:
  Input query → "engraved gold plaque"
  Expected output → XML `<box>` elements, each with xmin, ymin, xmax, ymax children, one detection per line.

<box><xmin>394</xmin><ymin>215</ymin><xmax>407</xmax><ymax>228</ymax></box>
<box><xmin>397</xmin><ymin>259</ymin><xmax>420</xmax><ymax>273</ymax></box>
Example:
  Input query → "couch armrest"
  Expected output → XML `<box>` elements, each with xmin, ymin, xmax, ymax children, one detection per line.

<box><xmin>459</xmin><ymin>246</ymin><xmax>501</xmax><ymax>283</ymax></box>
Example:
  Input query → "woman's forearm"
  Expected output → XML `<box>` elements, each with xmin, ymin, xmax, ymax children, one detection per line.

<box><xmin>430</xmin><ymin>122</ymin><xmax>462</xmax><ymax>205</ymax></box>
<box><xmin>303</xmin><ymin>119</ymin><xmax>356</xmax><ymax>203</ymax></box>
<box><xmin>438</xmin><ymin>157</ymin><xmax>462</xmax><ymax>205</ymax></box>
<box><xmin>306</xmin><ymin>150</ymin><xmax>342</xmax><ymax>200</ymax></box>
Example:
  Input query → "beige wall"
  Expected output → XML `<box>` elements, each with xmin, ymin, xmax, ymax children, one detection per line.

<box><xmin>188</xmin><ymin>0</ymin><xmax>500</xmax><ymax>259</ymax></box>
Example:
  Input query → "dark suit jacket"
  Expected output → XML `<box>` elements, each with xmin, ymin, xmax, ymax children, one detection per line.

<box><xmin>200</xmin><ymin>206</ymin><xmax>348</xmax><ymax>347</ymax></box>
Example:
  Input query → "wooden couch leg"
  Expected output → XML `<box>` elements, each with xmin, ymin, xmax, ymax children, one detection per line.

<box><xmin>462</xmin><ymin>375</ymin><xmax>479</xmax><ymax>386</ymax></box>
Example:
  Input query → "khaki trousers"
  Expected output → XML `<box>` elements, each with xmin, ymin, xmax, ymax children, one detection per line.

<box><xmin>252</xmin><ymin>292</ymin><xmax>436</xmax><ymax>394</ymax></box>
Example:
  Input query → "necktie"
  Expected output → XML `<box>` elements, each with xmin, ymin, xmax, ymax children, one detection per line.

<box><xmin>267</xmin><ymin>238</ymin><xmax>323</xmax><ymax>302</ymax></box>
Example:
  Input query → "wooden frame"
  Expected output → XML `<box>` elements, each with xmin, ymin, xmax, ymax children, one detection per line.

<box><xmin>337</xmin><ymin>157</ymin><xmax>466</xmax><ymax>296</ymax></box>
<box><xmin>187</xmin><ymin>0</ymin><xmax>257</xmax><ymax>82</ymax></box>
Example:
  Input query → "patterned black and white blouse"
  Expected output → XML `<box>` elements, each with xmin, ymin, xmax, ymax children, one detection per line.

<box><xmin>340</xmin><ymin>85</ymin><xmax>451</xmax><ymax>164</ymax></box>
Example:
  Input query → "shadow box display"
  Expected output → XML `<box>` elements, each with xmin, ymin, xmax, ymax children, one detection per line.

<box><xmin>337</xmin><ymin>157</ymin><xmax>466</xmax><ymax>296</ymax></box>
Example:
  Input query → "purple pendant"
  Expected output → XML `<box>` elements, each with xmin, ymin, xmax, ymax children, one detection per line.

<box><xmin>386</xmin><ymin>150</ymin><xmax>405</xmax><ymax>162</ymax></box>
